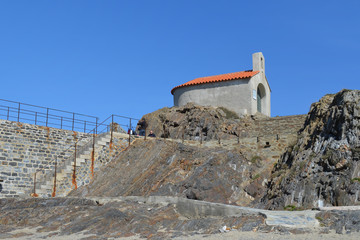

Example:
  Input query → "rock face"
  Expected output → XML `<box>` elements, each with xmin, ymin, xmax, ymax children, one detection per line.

<box><xmin>262</xmin><ymin>90</ymin><xmax>360</xmax><ymax>209</ymax></box>
<box><xmin>71</xmin><ymin>139</ymin><xmax>272</xmax><ymax>206</ymax></box>
<box><xmin>136</xmin><ymin>103</ymin><xmax>254</xmax><ymax>141</ymax></box>
<box><xmin>316</xmin><ymin>210</ymin><xmax>360</xmax><ymax>234</ymax></box>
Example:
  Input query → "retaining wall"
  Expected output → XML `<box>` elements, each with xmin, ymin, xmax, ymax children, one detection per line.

<box><xmin>0</xmin><ymin>120</ymin><xmax>91</xmax><ymax>197</ymax></box>
<box><xmin>238</xmin><ymin>114</ymin><xmax>307</xmax><ymax>139</ymax></box>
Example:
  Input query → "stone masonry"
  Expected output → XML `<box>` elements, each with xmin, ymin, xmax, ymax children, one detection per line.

<box><xmin>0</xmin><ymin>119</ymin><xmax>92</xmax><ymax>197</ymax></box>
<box><xmin>234</xmin><ymin>114</ymin><xmax>307</xmax><ymax>162</ymax></box>
<box><xmin>237</xmin><ymin>114</ymin><xmax>307</xmax><ymax>139</ymax></box>
<box><xmin>32</xmin><ymin>132</ymin><xmax>134</xmax><ymax>197</ymax></box>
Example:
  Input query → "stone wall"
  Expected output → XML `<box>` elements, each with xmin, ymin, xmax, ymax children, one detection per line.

<box><xmin>185</xmin><ymin>114</ymin><xmax>307</xmax><ymax>163</ymax></box>
<box><xmin>229</xmin><ymin>114</ymin><xmax>307</xmax><ymax>161</ymax></box>
<box><xmin>0</xmin><ymin>120</ymin><xmax>92</xmax><ymax>197</ymax></box>
<box><xmin>238</xmin><ymin>114</ymin><xmax>307</xmax><ymax>139</ymax></box>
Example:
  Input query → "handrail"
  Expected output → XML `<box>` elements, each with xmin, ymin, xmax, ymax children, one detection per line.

<box><xmin>0</xmin><ymin>98</ymin><xmax>96</xmax><ymax>118</ymax></box>
<box><xmin>0</xmin><ymin>99</ymin><xmax>99</xmax><ymax>133</ymax></box>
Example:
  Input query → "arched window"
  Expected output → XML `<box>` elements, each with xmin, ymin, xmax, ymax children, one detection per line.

<box><xmin>257</xmin><ymin>84</ymin><xmax>266</xmax><ymax>114</ymax></box>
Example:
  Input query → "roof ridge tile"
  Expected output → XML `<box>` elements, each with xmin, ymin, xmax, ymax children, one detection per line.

<box><xmin>171</xmin><ymin>70</ymin><xmax>259</xmax><ymax>94</ymax></box>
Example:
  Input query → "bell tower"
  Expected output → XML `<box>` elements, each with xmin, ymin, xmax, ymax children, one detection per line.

<box><xmin>252</xmin><ymin>52</ymin><xmax>265</xmax><ymax>74</ymax></box>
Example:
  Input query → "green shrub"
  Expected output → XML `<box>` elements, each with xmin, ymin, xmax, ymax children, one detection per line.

<box><xmin>351</xmin><ymin>178</ymin><xmax>360</xmax><ymax>183</ymax></box>
<box><xmin>284</xmin><ymin>205</ymin><xmax>297</xmax><ymax>211</ymax></box>
<box><xmin>251</xmin><ymin>155</ymin><xmax>261</xmax><ymax>163</ymax></box>
<box><xmin>252</xmin><ymin>173</ymin><xmax>260</xmax><ymax>180</ymax></box>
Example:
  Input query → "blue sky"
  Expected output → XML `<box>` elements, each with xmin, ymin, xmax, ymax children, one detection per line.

<box><xmin>1</xmin><ymin>0</ymin><xmax>359</xmax><ymax>124</ymax></box>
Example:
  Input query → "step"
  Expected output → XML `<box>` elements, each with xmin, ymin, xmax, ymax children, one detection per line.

<box><xmin>82</xmin><ymin>150</ymin><xmax>91</xmax><ymax>155</ymax></box>
<box><xmin>30</xmin><ymin>133</ymin><xmax>136</xmax><ymax>198</ymax></box>
<box><xmin>35</xmin><ymin>189</ymin><xmax>48</xmax><ymax>195</ymax></box>
<box><xmin>40</xmin><ymin>184</ymin><xmax>52</xmax><ymax>190</ymax></box>
<box><xmin>65</xmin><ymin>165</ymin><xmax>74</xmax><ymax>171</ymax></box>
<box><xmin>97</xmin><ymin>141</ymin><xmax>107</xmax><ymax>145</ymax></box>
<box><xmin>53</xmin><ymin>174</ymin><xmax>68</xmax><ymax>182</ymax></box>
<box><xmin>76</xmin><ymin>158</ymin><xmax>87</xmax><ymax>164</ymax></box>
<box><xmin>100</xmin><ymin>136</ymin><xmax>111</xmax><ymax>141</ymax></box>
<box><xmin>56</xmin><ymin>172</ymin><xmax>68</xmax><ymax>179</ymax></box>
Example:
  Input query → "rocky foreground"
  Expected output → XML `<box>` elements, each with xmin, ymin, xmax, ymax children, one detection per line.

<box><xmin>1</xmin><ymin>197</ymin><xmax>360</xmax><ymax>239</ymax></box>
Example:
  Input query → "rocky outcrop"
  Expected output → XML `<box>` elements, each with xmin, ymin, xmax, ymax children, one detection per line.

<box><xmin>136</xmin><ymin>103</ymin><xmax>258</xmax><ymax>141</ymax></box>
<box><xmin>262</xmin><ymin>89</ymin><xmax>360</xmax><ymax>209</ymax></box>
<box><xmin>71</xmin><ymin>138</ymin><xmax>273</xmax><ymax>206</ymax></box>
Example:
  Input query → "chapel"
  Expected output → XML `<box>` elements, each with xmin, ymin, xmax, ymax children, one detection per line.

<box><xmin>171</xmin><ymin>52</ymin><xmax>271</xmax><ymax>117</ymax></box>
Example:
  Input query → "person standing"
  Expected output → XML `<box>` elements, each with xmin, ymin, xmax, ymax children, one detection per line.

<box><xmin>138</xmin><ymin>118</ymin><xmax>147</xmax><ymax>136</ymax></box>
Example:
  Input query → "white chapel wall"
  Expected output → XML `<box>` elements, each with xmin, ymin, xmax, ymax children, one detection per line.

<box><xmin>173</xmin><ymin>79</ymin><xmax>251</xmax><ymax>117</ymax></box>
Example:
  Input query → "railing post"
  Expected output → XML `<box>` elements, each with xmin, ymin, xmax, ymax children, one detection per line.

<box><xmin>17</xmin><ymin>103</ymin><xmax>20</xmax><ymax>122</ymax></box>
<box><xmin>33</xmin><ymin>172</ymin><xmax>36</xmax><ymax>194</ymax></box>
<box><xmin>144</xmin><ymin>119</ymin><xmax>147</xmax><ymax>140</ymax></box>
<box><xmin>35</xmin><ymin>112</ymin><xmax>37</xmax><ymax>125</ymax></box>
<box><xmin>60</xmin><ymin>117</ymin><xmax>63</xmax><ymax>129</ymax></box>
<box><xmin>52</xmin><ymin>157</ymin><xmax>57</xmax><ymax>197</ymax></box>
<box><xmin>32</xmin><ymin>172</ymin><xmax>38</xmax><ymax>197</ymax></box>
<box><xmin>7</xmin><ymin>107</ymin><xmax>9</xmax><ymax>120</ymax></box>
<box><xmin>110</xmin><ymin>115</ymin><xmax>114</xmax><ymax>150</ymax></box>
<box><xmin>72</xmin><ymin>142</ymin><xmax>77</xmax><ymax>189</ymax></box>
<box><xmin>128</xmin><ymin>128</ymin><xmax>131</xmax><ymax>146</ymax></box>
<box><xmin>91</xmin><ymin>131</ymin><xmax>95</xmax><ymax>179</ymax></box>
<box><xmin>96</xmin><ymin>118</ymin><xmax>98</xmax><ymax>135</ymax></box>
<box><xmin>72</xmin><ymin>113</ymin><xmax>75</xmax><ymax>131</ymax></box>
<box><xmin>130</xmin><ymin>118</ymin><xmax>132</xmax><ymax>131</ymax></box>
<box><xmin>84</xmin><ymin>121</ymin><xmax>86</xmax><ymax>133</ymax></box>
<box><xmin>46</xmin><ymin>108</ymin><xmax>49</xmax><ymax>127</ymax></box>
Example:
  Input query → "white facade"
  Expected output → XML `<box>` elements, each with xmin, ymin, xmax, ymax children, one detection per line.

<box><xmin>172</xmin><ymin>52</ymin><xmax>271</xmax><ymax>117</ymax></box>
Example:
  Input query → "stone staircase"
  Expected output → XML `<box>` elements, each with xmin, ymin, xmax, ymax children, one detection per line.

<box><xmin>32</xmin><ymin>132</ymin><xmax>134</xmax><ymax>197</ymax></box>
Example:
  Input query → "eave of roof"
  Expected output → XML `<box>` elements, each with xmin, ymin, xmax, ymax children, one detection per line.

<box><xmin>171</xmin><ymin>70</ymin><xmax>259</xmax><ymax>95</ymax></box>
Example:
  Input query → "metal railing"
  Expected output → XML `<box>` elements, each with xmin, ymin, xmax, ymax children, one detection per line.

<box><xmin>96</xmin><ymin>114</ymin><xmax>140</xmax><ymax>134</ymax></box>
<box><xmin>0</xmin><ymin>98</ymin><xmax>99</xmax><ymax>133</ymax></box>
<box><xmin>0</xmin><ymin>98</ymin><xmax>142</xmax><ymax>197</ymax></box>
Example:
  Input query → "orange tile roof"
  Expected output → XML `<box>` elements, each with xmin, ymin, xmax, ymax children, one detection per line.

<box><xmin>171</xmin><ymin>70</ymin><xmax>259</xmax><ymax>94</ymax></box>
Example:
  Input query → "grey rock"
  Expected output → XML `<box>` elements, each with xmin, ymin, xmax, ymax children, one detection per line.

<box><xmin>262</xmin><ymin>89</ymin><xmax>360</xmax><ymax>209</ymax></box>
